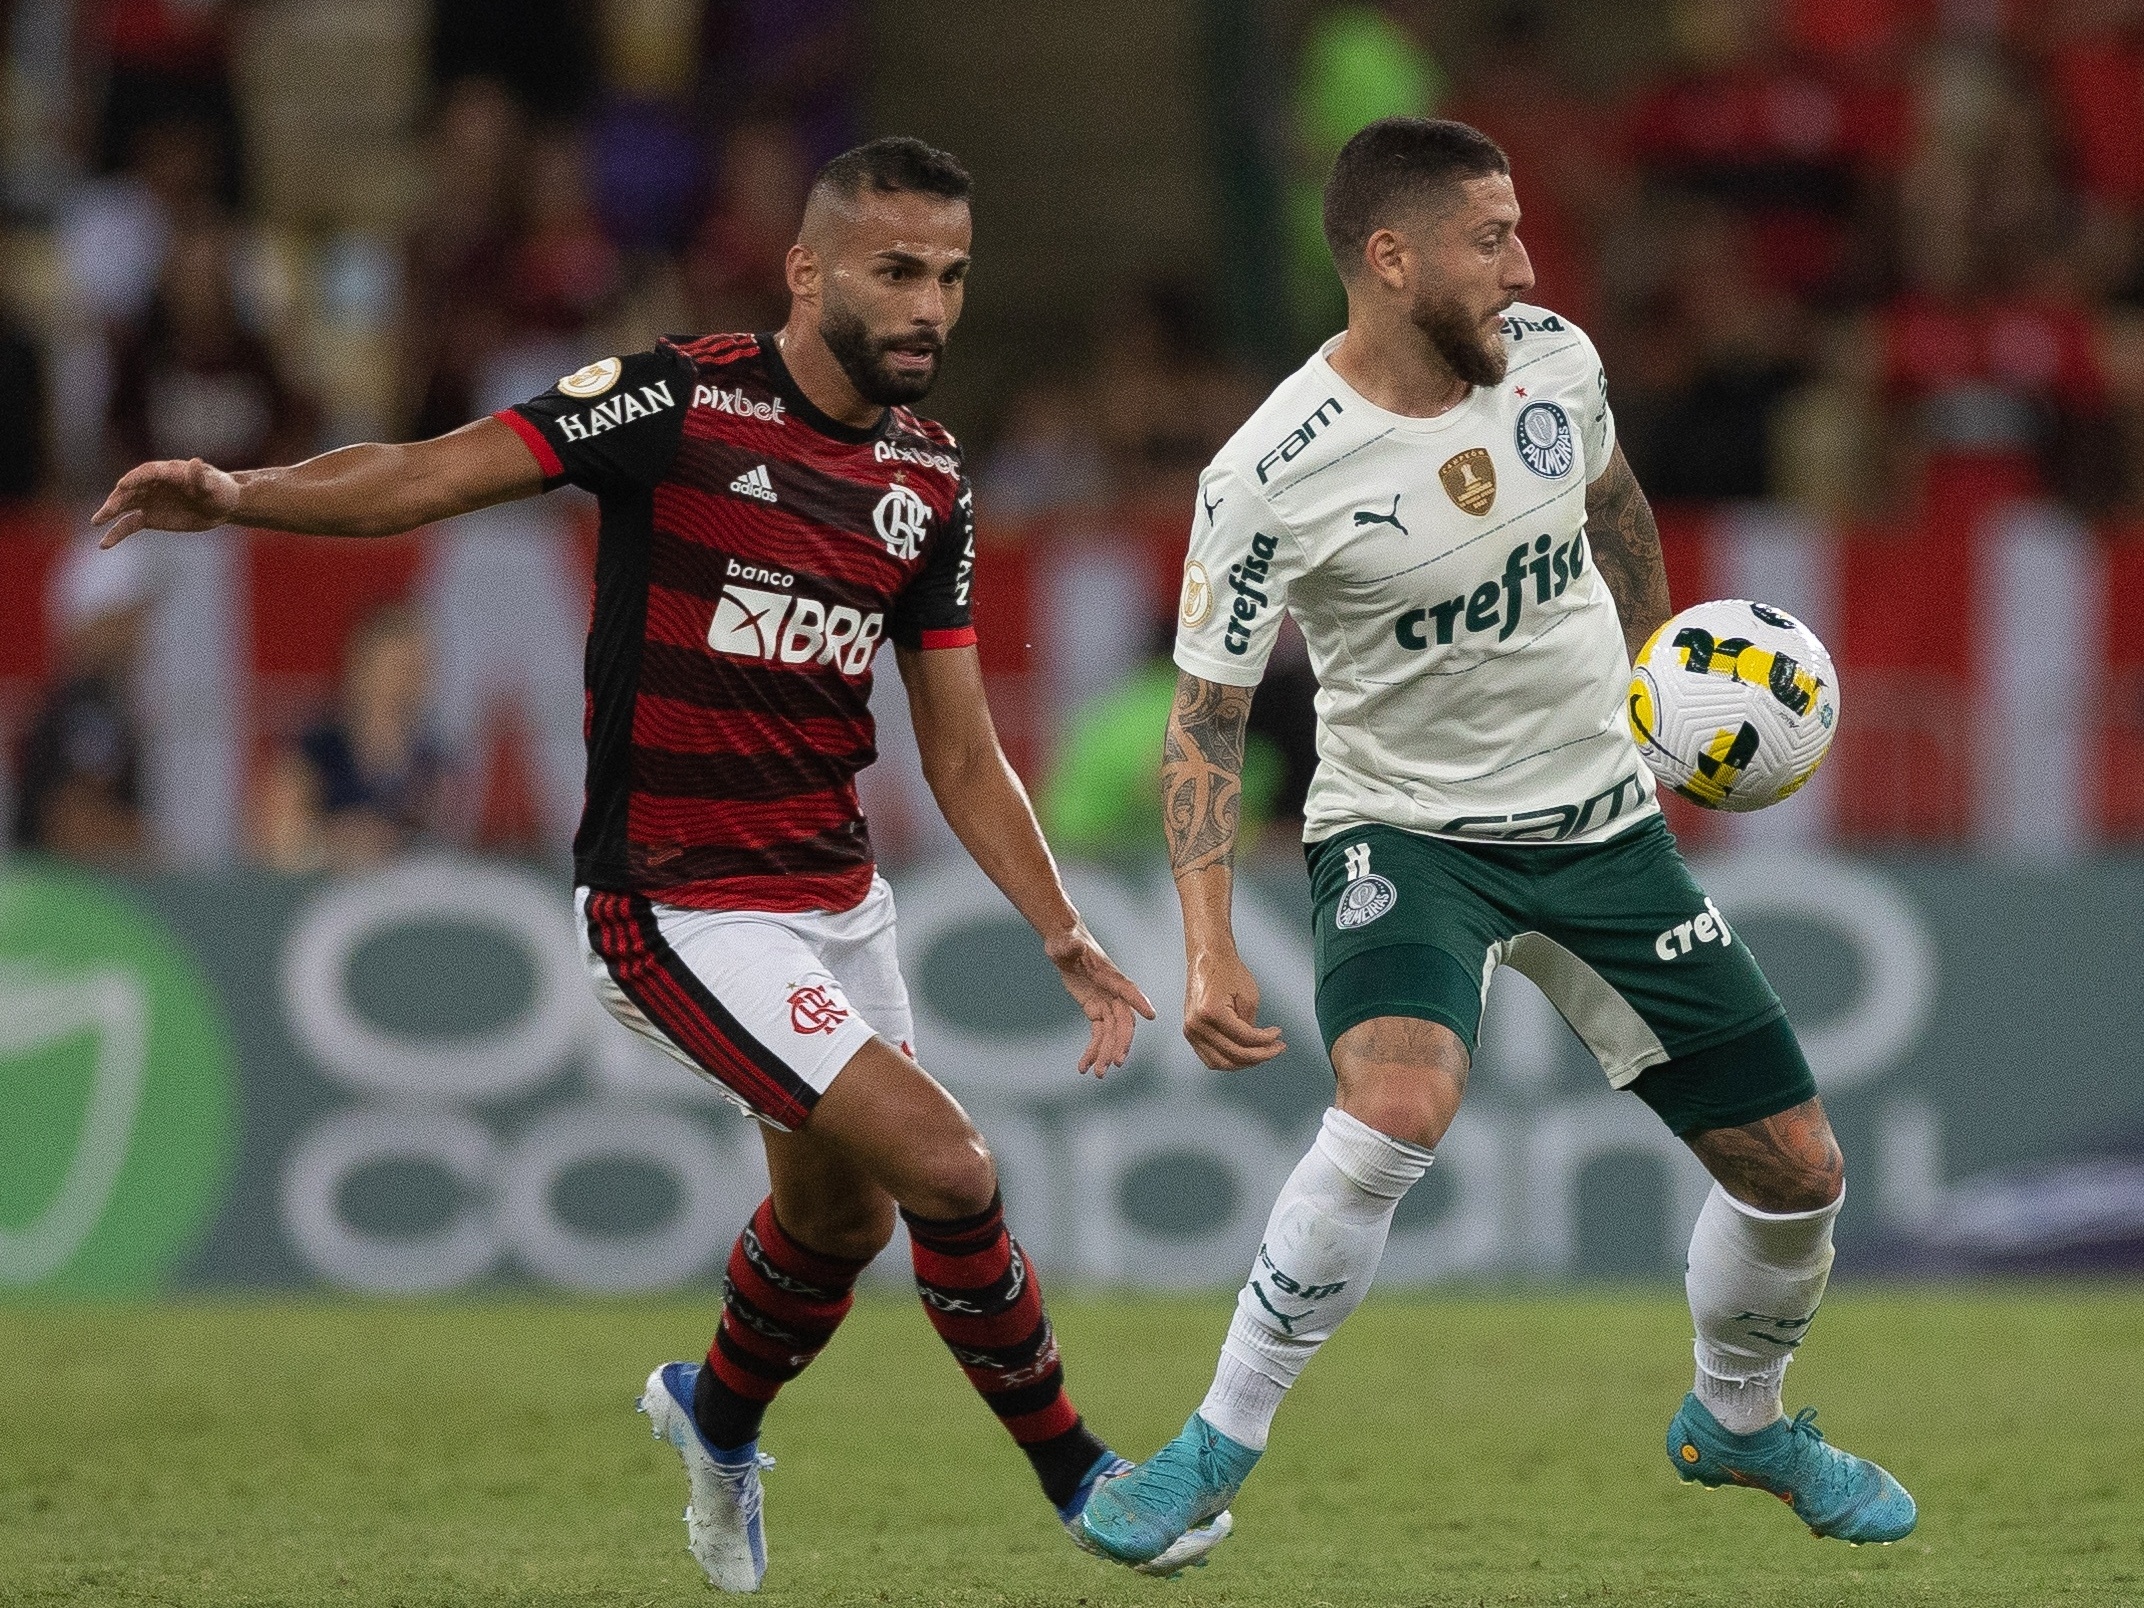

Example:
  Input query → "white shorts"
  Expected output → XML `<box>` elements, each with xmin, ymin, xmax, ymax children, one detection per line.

<box><xmin>576</xmin><ymin>876</ymin><xmax>915</xmax><ymax>1130</ymax></box>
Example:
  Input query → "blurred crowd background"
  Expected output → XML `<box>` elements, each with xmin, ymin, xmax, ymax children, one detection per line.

<box><xmin>5</xmin><ymin>0</ymin><xmax>2144</xmax><ymax>878</ymax></box>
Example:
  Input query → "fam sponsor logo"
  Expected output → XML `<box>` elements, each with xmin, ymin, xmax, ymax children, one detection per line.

<box><xmin>1654</xmin><ymin>897</ymin><xmax>1735</xmax><ymax>962</ymax></box>
<box><xmin>873</xmin><ymin>484</ymin><xmax>931</xmax><ymax>560</ymax></box>
<box><xmin>1515</xmin><ymin>401</ymin><xmax>1576</xmax><ymax>479</ymax></box>
<box><xmin>693</xmin><ymin>382</ymin><xmax>785</xmax><ymax>424</ymax></box>
<box><xmin>1256</xmin><ymin>395</ymin><xmax>1344</xmax><ymax>482</ymax></box>
<box><xmin>707</xmin><ymin>574</ymin><xmax>884</xmax><ymax>676</ymax></box>
<box><xmin>557</xmin><ymin>379</ymin><xmax>678</xmax><ymax>442</ymax></box>
<box><xmin>1392</xmin><ymin>532</ymin><xmax>1587</xmax><ymax>651</ymax></box>
<box><xmin>1223</xmin><ymin>532</ymin><xmax>1281</xmax><ymax>655</ymax></box>
<box><xmin>875</xmin><ymin>438</ymin><xmax>958</xmax><ymax>475</ymax></box>
<box><xmin>786</xmin><ymin>978</ymin><xmax>850</xmax><ymax>1035</ymax></box>
<box><xmin>1440</xmin><ymin>770</ymin><xmax>1650</xmax><ymax>843</ymax></box>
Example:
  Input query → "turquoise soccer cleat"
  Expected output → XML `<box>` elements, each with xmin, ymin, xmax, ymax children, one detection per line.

<box><xmin>1077</xmin><ymin>1414</ymin><xmax>1258</xmax><ymax>1573</ymax></box>
<box><xmin>1061</xmin><ymin>1448</ymin><xmax>1235</xmax><ymax>1578</ymax></box>
<box><xmin>1667</xmin><ymin>1393</ymin><xmax>1917</xmax><ymax>1544</ymax></box>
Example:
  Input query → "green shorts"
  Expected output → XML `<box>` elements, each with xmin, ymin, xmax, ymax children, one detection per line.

<box><xmin>1306</xmin><ymin>815</ymin><xmax>1814</xmax><ymax>1136</ymax></box>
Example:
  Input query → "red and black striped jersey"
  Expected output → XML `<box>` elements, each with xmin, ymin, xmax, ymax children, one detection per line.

<box><xmin>496</xmin><ymin>332</ymin><xmax>976</xmax><ymax>914</ymax></box>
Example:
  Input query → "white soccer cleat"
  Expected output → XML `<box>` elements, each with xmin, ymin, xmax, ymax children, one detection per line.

<box><xmin>638</xmin><ymin>1362</ymin><xmax>773</xmax><ymax>1591</ymax></box>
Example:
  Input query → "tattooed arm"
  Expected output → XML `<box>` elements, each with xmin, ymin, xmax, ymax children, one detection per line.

<box><xmin>1163</xmin><ymin>671</ymin><xmax>1287</xmax><ymax>1069</ymax></box>
<box><xmin>1584</xmin><ymin>442</ymin><xmax>1673</xmax><ymax>660</ymax></box>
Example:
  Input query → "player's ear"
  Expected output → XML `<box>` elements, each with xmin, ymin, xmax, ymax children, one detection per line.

<box><xmin>785</xmin><ymin>241</ymin><xmax>819</xmax><ymax>303</ymax></box>
<box><xmin>1363</xmin><ymin>227</ymin><xmax>1411</xmax><ymax>294</ymax></box>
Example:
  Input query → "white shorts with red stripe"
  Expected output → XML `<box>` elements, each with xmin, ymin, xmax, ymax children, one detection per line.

<box><xmin>576</xmin><ymin>875</ymin><xmax>914</xmax><ymax>1131</ymax></box>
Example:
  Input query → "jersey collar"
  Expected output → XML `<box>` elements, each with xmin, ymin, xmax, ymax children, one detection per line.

<box><xmin>755</xmin><ymin>333</ymin><xmax>893</xmax><ymax>445</ymax></box>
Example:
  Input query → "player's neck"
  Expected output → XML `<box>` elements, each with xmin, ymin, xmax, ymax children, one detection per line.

<box><xmin>1327</xmin><ymin>319</ymin><xmax>1470</xmax><ymax>419</ymax></box>
<box><xmin>771</xmin><ymin>318</ymin><xmax>888</xmax><ymax>431</ymax></box>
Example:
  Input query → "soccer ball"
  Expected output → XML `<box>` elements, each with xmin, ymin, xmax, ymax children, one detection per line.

<box><xmin>1626</xmin><ymin>599</ymin><xmax>1840</xmax><ymax>812</ymax></box>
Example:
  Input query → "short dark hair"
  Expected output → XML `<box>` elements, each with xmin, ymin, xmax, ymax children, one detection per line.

<box><xmin>811</xmin><ymin>136</ymin><xmax>972</xmax><ymax>207</ymax></box>
<box><xmin>1322</xmin><ymin>117</ymin><xmax>1510</xmax><ymax>276</ymax></box>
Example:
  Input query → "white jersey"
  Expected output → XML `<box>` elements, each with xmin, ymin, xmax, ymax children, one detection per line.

<box><xmin>1173</xmin><ymin>304</ymin><xmax>1659</xmax><ymax>846</ymax></box>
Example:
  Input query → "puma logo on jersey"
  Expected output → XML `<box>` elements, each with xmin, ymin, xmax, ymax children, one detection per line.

<box><xmin>729</xmin><ymin>463</ymin><xmax>777</xmax><ymax>503</ymax></box>
<box><xmin>1354</xmin><ymin>495</ymin><xmax>1407</xmax><ymax>535</ymax></box>
<box><xmin>708</xmin><ymin>584</ymin><xmax>884</xmax><ymax>676</ymax></box>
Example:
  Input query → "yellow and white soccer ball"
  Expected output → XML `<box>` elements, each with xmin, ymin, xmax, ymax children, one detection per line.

<box><xmin>1626</xmin><ymin>599</ymin><xmax>1840</xmax><ymax>812</ymax></box>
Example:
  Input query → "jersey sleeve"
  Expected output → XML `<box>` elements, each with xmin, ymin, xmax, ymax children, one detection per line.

<box><xmin>887</xmin><ymin>474</ymin><xmax>977</xmax><ymax>650</ymax></box>
<box><xmin>493</xmin><ymin>345</ymin><xmax>694</xmax><ymax>496</ymax></box>
<box><xmin>1172</xmin><ymin>462</ymin><xmax>1305</xmax><ymax>687</ymax></box>
<box><xmin>1573</xmin><ymin>326</ymin><xmax>1617</xmax><ymax>482</ymax></box>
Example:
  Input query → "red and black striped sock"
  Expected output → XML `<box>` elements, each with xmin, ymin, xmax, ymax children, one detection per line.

<box><xmin>903</xmin><ymin>1193</ymin><xmax>1107</xmax><ymax>1510</ymax></box>
<box><xmin>693</xmin><ymin>1197</ymin><xmax>869</xmax><ymax>1452</ymax></box>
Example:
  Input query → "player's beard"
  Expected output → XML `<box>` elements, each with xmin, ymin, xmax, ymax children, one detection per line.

<box><xmin>1410</xmin><ymin>289</ymin><xmax>1507</xmax><ymax>389</ymax></box>
<box><xmin>819</xmin><ymin>297</ymin><xmax>943</xmax><ymax>406</ymax></box>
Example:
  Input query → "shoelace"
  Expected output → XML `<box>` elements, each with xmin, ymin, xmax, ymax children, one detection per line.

<box><xmin>710</xmin><ymin>1453</ymin><xmax>775</xmax><ymax>1525</ymax></box>
<box><xmin>1131</xmin><ymin>1436</ymin><xmax>1230</xmax><ymax>1513</ymax></box>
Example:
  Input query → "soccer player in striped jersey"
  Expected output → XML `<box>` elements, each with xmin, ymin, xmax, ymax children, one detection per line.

<box><xmin>93</xmin><ymin>136</ymin><xmax>1228</xmax><ymax>1591</ymax></box>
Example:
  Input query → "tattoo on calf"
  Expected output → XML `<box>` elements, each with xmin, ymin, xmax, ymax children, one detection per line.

<box><xmin>1162</xmin><ymin>672</ymin><xmax>1254</xmax><ymax>877</ymax></box>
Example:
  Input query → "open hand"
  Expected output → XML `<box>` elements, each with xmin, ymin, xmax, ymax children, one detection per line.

<box><xmin>93</xmin><ymin>458</ymin><xmax>242</xmax><ymax>547</ymax></box>
<box><xmin>1043</xmin><ymin>920</ymin><xmax>1157</xmax><ymax>1077</ymax></box>
<box><xmin>1183</xmin><ymin>947</ymin><xmax>1286</xmax><ymax>1069</ymax></box>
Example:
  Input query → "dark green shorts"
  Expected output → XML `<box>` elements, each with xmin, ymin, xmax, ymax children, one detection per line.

<box><xmin>1306</xmin><ymin>816</ymin><xmax>1815</xmax><ymax>1136</ymax></box>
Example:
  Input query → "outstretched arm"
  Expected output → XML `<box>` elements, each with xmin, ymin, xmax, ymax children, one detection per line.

<box><xmin>93</xmin><ymin>417</ymin><xmax>546</xmax><ymax>547</ymax></box>
<box><xmin>1163</xmin><ymin>671</ymin><xmax>1286</xmax><ymax>1070</ymax></box>
<box><xmin>898</xmin><ymin>642</ymin><xmax>1155</xmax><ymax>1075</ymax></box>
<box><xmin>1584</xmin><ymin>441</ymin><xmax>1673</xmax><ymax>659</ymax></box>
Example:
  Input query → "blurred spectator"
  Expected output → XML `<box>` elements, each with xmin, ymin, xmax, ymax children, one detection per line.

<box><xmin>978</xmin><ymin>380</ymin><xmax>1109</xmax><ymax>521</ymax></box>
<box><xmin>0</xmin><ymin>306</ymin><xmax>50</xmax><ymax>500</ymax></box>
<box><xmin>58</xmin><ymin>115</ymin><xmax>221</xmax><ymax>330</ymax></box>
<box><xmin>11</xmin><ymin>538</ymin><xmax>153</xmax><ymax>865</ymax></box>
<box><xmin>428</xmin><ymin>0</ymin><xmax>596</xmax><ymax>119</ymax></box>
<box><xmin>1288</xmin><ymin>4</ymin><xmax>1444</xmax><ymax>346</ymax></box>
<box><xmin>1621</xmin><ymin>0</ymin><xmax>1908</xmax><ymax>301</ymax></box>
<box><xmin>400</xmin><ymin>77</ymin><xmax>521</xmax><ymax>439</ymax></box>
<box><xmin>1618</xmin><ymin>206</ymin><xmax>1809</xmax><ymax>501</ymax></box>
<box><xmin>1090</xmin><ymin>281</ymin><xmax>1263</xmax><ymax>507</ymax></box>
<box><xmin>259</xmin><ymin>605</ymin><xmax>449</xmax><ymax>873</ymax></box>
<box><xmin>78</xmin><ymin>0</ymin><xmax>247</xmax><ymax>206</ymax></box>
<box><xmin>106</xmin><ymin>223</ymin><xmax>319</xmax><ymax>473</ymax></box>
<box><xmin>683</xmin><ymin>118</ymin><xmax>811</xmax><ymax>335</ymax></box>
<box><xmin>510</xmin><ymin>129</ymin><xmax>624</xmax><ymax>340</ymax></box>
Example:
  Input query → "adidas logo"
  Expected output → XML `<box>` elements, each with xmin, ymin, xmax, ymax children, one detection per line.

<box><xmin>729</xmin><ymin>464</ymin><xmax>777</xmax><ymax>503</ymax></box>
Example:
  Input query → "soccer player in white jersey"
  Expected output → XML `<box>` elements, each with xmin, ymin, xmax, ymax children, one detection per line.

<box><xmin>1079</xmin><ymin>117</ymin><xmax>1915</xmax><ymax>1565</ymax></box>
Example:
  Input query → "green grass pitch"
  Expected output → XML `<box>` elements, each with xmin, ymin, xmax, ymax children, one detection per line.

<box><xmin>4</xmin><ymin>1288</ymin><xmax>2141</xmax><ymax>1606</ymax></box>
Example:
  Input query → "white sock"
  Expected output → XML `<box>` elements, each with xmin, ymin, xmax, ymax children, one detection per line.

<box><xmin>1196</xmin><ymin>1107</ymin><xmax>1433</xmax><ymax>1450</ymax></box>
<box><xmin>1684</xmin><ymin>1182</ymin><xmax>1842</xmax><ymax>1435</ymax></box>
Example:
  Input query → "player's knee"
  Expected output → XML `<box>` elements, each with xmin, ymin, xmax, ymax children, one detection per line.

<box><xmin>782</xmin><ymin>1196</ymin><xmax>896</xmax><ymax>1263</ymax></box>
<box><xmin>904</xmin><ymin>1128</ymin><xmax>997</xmax><ymax>1221</ymax></box>
<box><xmin>1737</xmin><ymin>1136</ymin><xmax>1845</xmax><ymax>1215</ymax></box>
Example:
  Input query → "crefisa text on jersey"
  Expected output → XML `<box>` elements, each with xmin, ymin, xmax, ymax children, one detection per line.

<box><xmin>1223</xmin><ymin>532</ymin><xmax>1282</xmax><ymax>654</ymax></box>
<box><xmin>557</xmin><ymin>379</ymin><xmax>680</xmax><ymax>441</ymax></box>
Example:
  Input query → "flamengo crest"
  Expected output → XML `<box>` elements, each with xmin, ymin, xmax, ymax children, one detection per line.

<box><xmin>873</xmin><ymin>485</ymin><xmax>931</xmax><ymax>559</ymax></box>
